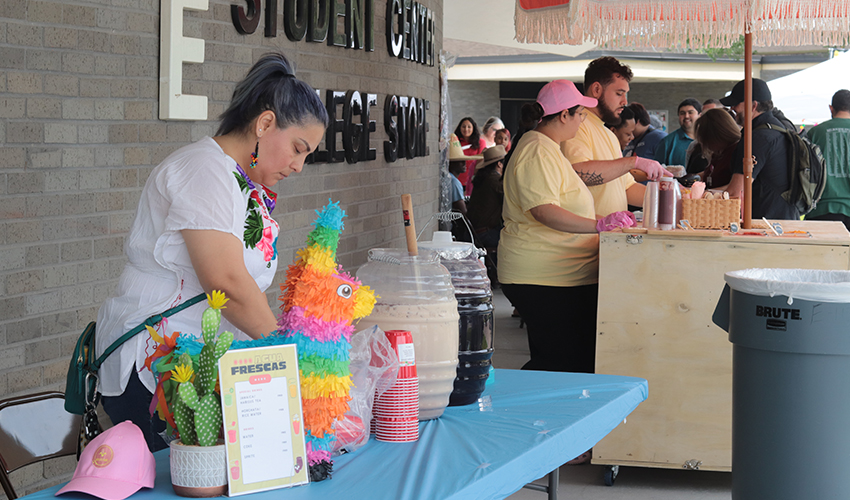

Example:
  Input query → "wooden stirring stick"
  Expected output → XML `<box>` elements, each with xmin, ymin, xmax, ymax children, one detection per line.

<box><xmin>401</xmin><ymin>194</ymin><xmax>418</xmax><ymax>256</ymax></box>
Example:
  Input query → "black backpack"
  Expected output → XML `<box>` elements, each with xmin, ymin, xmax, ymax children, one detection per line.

<box><xmin>755</xmin><ymin>122</ymin><xmax>826</xmax><ymax>215</ymax></box>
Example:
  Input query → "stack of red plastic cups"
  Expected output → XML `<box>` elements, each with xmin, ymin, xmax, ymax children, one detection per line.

<box><xmin>373</xmin><ymin>329</ymin><xmax>419</xmax><ymax>442</ymax></box>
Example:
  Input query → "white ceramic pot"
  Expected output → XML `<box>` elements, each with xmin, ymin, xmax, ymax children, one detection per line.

<box><xmin>169</xmin><ymin>440</ymin><xmax>227</xmax><ymax>498</ymax></box>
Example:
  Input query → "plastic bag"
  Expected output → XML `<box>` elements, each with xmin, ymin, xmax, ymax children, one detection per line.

<box><xmin>725</xmin><ymin>268</ymin><xmax>850</xmax><ymax>303</ymax></box>
<box><xmin>332</xmin><ymin>325</ymin><xmax>400</xmax><ymax>455</ymax></box>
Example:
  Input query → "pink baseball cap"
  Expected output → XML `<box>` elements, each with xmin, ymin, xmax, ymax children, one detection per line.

<box><xmin>537</xmin><ymin>80</ymin><xmax>598</xmax><ymax>116</ymax></box>
<box><xmin>56</xmin><ymin>421</ymin><xmax>156</xmax><ymax>500</ymax></box>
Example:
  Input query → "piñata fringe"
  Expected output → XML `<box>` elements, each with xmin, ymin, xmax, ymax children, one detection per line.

<box><xmin>303</xmin><ymin>396</ymin><xmax>351</xmax><ymax>438</ymax></box>
<box><xmin>284</xmin><ymin>272</ymin><xmax>359</xmax><ymax>324</ymax></box>
<box><xmin>296</xmin><ymin>246</ymin><xmax>337</xmax><ymax>275</ymax></box>
<box><xmin>300</xmin><ymin>373</ymin><xmax>354</xmax><ymax>399</ymax></box>
<box><xmin>277</xmin><ymin>331</ymin><xmax>352</xmax><ymax>361</ymax></box>
<box><xmin>298</xmin><ymin>354</ymin><xmax>351</xmax><ymax>378</ymax></box>
<box><xmin>279</xmin><ymin>306</ymin><xmax>355</xmax><ymax>343</ymax></box>
<box><xmin>312</xmin><ymin>199</ymin><xmax>345</xmax><ymax>232</ymax></box>
<box><xmin>352</xmin><ymin>285</ymin><xmax>378</xmax><ymax>320</ymax></box>
<box><xmin>305</xmin><ymin>431</ymin><xmax>337</xmax><ymax>451</ymax></box>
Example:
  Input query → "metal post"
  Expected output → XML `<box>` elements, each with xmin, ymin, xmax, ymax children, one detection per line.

<box><xmin>743</xmin><ymin>30</ymin><xmax>753</xmax><ymax>229</ymax></box>
<box><xmin>521</xmin><ymin>469</ymin><xmax>559</xmax><ymax>500</ymax></box>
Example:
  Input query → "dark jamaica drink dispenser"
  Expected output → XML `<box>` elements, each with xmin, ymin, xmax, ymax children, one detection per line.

<box><xmin>419</xmin><ymin>231</ymin><xmax>495</xmax><ymax>406</ymax></box>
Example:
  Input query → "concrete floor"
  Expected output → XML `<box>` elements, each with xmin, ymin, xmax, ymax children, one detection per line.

<box><xmin>489</xmin><ymin>287</ymin><xmax>732</xmax><ymax>500</ymax></box>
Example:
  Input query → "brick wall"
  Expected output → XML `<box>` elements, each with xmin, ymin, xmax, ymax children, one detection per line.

<box><xmin>0</xmin><ymin>1</ymin><xmax>442</xmax><ymax>496</ymax></box>
<box><xmin>447</xmin><ymin>79</ymin><xmax>500</xmax><ymax>136</ymax></box>
<box><xmin>760</xmin><ymin>68</ymin><xmax>800</xmax><ymax>81</ymax></box>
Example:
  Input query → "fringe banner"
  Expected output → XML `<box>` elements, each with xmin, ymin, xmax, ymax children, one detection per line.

<box><xmin>515</xmin><ymin>0</ymin><xmax>850</xmax><ymax>49</ymax></box>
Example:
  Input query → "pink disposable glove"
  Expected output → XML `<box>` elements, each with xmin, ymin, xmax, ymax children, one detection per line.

<box><xmin>596</xmin><ymin>211</ymin><xmax>637</xmax><ymax>232</ymax></box>
<box><xmin>634</xmin><ymin>157</ymin><xmax>675</xmax><ymax>181</ymax></box>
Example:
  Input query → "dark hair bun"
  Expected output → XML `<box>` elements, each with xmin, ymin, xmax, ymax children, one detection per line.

<box><xmin>520</xmin><ymin>102</ymin><xmax>544</xmax><ymax>129</ymax></box>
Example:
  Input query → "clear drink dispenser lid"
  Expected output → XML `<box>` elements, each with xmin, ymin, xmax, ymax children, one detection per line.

<box><xmin>418</xmin><ymin>232</ymin><xmax>480</xmax><ymax>260</ymax></box>
<box><xmin>417</xmin><ymin>232</ymin><xmax>491</xmax><ymax>296</ymax></box>
<box><xmin>356</xmin><ymin>248</ymin><xmax>456</xmax><ymax>304</ymax></box>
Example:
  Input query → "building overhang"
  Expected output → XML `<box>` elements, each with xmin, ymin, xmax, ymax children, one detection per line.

<box><xmin>447</xmin><ymin>50</ymin><xmax>828</xmax><ymax>83</ymax></box>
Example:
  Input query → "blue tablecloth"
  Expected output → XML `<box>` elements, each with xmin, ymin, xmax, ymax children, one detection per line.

<box><xmin>37</xmin><ymin>369</ymin><xmax>647</xmax><ymax>500</ymax></box>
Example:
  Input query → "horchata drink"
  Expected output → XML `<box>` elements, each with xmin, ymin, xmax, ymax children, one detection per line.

<box><xmin>356</xmin><ymin>249</ymin><xmax>460</xmax><ymax>420</ymax></box>
<box><xmin>365</xmin><ymin>301</ymin><xmax>459</xmax><ymax>419</ymax></box>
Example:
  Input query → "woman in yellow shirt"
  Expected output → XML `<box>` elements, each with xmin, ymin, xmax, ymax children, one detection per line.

<box><xmin>499</xmin><ymin>80</ymin><xmax>638</xmax><ymax>373</ymax></box>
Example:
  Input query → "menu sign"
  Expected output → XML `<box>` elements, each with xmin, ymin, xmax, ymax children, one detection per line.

<box><xmin>218</xmin><ymin>345</ymin><xmax>309</xmax><ymax>496</ymax></box>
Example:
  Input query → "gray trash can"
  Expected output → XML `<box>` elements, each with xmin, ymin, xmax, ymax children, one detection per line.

<box><xmin>713</xmin><ymin>268</ymin><xmax>850</xmax><ymax>500</ymax></box>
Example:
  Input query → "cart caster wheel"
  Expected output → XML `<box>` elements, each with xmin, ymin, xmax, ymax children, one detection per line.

<box><xmin>603</xmin><ymin>465</ymin><xmax>619</xmax><ymax>486</ymax></box>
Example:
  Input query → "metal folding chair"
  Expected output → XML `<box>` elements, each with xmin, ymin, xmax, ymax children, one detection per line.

<box><xmin>0</xmin><ymin>392</ymin><xmax>81</xmax><ymax>499</ymax></box>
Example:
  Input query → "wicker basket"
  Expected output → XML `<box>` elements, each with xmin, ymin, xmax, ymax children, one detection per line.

<box><xmin>682</xmin><ymin>198</ymin><xmax>741</xmax><ymax>229</ymax></box>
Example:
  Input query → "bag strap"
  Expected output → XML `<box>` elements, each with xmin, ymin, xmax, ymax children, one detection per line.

<box><xmin>754</xmin><ymin>123</ymin><xmax>785</xmax><ymax>133</ymax></box>
<box><xmin>756</xmin><ymin>122</ymin><xmax>796</xmax><ymax>137</ymax></box>
<box><xmin>93</xmin><ymin>293</ymin><xmax>207</xmax><ymax>370</ymax></box>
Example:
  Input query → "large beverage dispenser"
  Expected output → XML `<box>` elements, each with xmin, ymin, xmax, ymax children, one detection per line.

<box><xmin>356</xmin><ymin>248</ymin><xmax>460</xmax><ymax>420</ymax></box>
<box><xmin>419</xmin><ymin>231</ymin><xmax>495</xmax><ymax>407</ymax></box>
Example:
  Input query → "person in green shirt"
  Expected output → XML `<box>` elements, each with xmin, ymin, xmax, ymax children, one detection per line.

<box><xmin>654</xmin><ymin>98</ymin><xmax>701</xmax><ymax>166</ymax></box>
<box><xmin>806</xmin><ymin>89</ymin><xmax>850</xmax><ymax>230</ymax></box>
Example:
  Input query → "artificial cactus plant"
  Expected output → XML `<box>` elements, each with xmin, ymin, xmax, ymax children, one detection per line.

<box><xmin>169</xmin><ymin>354</ymin><xmax>197</xmax><ymax>446</ymax></box>
<box><xmin>169</xmin><ymin>290</ymin><xmax>233</xmax><ymax>446</ymax></box>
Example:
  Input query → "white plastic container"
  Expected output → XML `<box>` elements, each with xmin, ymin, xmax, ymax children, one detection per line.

<box><xmin>356</xmin><ymin>249</ymin><xmax>459</xmax><ymax>420</ymax></box>
<box><xmin>643</xmin><ymin>181</ymin><xmax>659</xmax><ymax>229</ymax></box>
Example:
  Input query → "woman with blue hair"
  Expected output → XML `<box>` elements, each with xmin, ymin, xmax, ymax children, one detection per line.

<box><xmin>95</xmin><ymin>52</ymin><xmax>328</xmax><ymax>451</ymax></box>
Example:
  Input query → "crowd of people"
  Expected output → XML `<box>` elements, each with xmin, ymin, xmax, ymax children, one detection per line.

<box><xmin>451</xmin><ymin>55</ymin><xmax>850</xmax><ymax>387</ymax></box>
<box><xmin>451</xmin><ymin>57</ymin><xmax>850</xmax><ymax>464</ymax></box>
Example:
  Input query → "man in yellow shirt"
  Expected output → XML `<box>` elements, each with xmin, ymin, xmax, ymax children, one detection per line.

<box><xmin>562</xmin><ymin>57</ymin><xmax>668</xmax><ymax>215</ymax></box>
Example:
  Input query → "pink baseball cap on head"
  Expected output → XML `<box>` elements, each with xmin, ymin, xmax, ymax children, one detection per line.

<box><xmin>537</xmin><ymin>80</ymin><xmax>598</xmax><ymax>116</ymax></box>
<box><xmin>56</xmin><ymin>421</ymin><xmax>156</xmax><ymax>500</ymax></box>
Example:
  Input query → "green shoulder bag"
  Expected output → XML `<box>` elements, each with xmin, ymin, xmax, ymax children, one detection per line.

<box><xmin>64</xmin><ymin>293</ymin><xmax>206</xmax><ymax>415</ymax></box>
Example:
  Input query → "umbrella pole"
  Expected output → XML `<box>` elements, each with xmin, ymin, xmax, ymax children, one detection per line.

<box><xmin>743</xmin><ymin>31</ymin><xmax>753</xmax><ymax>229</ymax></box>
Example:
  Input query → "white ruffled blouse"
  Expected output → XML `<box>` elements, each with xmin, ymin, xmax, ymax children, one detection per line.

<box><xmin>96</xmin><ymin>137</ymin><xmax>280</xmax><ymax>396</ymax></box>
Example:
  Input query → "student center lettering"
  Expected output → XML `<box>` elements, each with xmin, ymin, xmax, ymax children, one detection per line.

<box><xmin>162</xmin><ymin>0</ymin><xmax>435</xmax><ymax>163</ymax></box>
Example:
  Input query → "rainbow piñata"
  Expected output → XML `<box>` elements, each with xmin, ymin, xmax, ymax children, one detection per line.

<box><xmin>278</xmin><ymin>200</ymin><xmax>376</xmax><ymax>482</ymax></box>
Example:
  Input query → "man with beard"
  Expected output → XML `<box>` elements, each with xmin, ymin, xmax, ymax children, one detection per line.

<box><xmin>562</xmin><ymin>57</ymin><xmax>669</xmax><ymax>216</ymax></box>
<box><xmin>720</xmin><ymin>78</ymin><xmax>798</xmax><ymax>220</ymax></box>
<box><xmin>655</xmin><ymin>98</ymin><xmax>702</xmax><ymax>166</ymax></box>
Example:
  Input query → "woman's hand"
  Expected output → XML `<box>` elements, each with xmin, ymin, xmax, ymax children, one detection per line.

<box><xmin>725</xmin><ymin>173</ymin><xmax>744</xmax><ymax>201</ymax></box>
<box><xmin>182</xmin><ymin>229</ymin><xmax>279</xmax><ymax>339</ymax></box>
<box><xmin>595</xmin><ymin>211</ymin><xmax>637</xmax><ymax>232</ymax></box>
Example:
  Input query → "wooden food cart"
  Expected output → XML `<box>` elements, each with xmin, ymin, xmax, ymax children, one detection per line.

<box><xmin>592</xmin><ymin>220</ymin><xmax>850</xmax><ymax>484</ymax></box>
